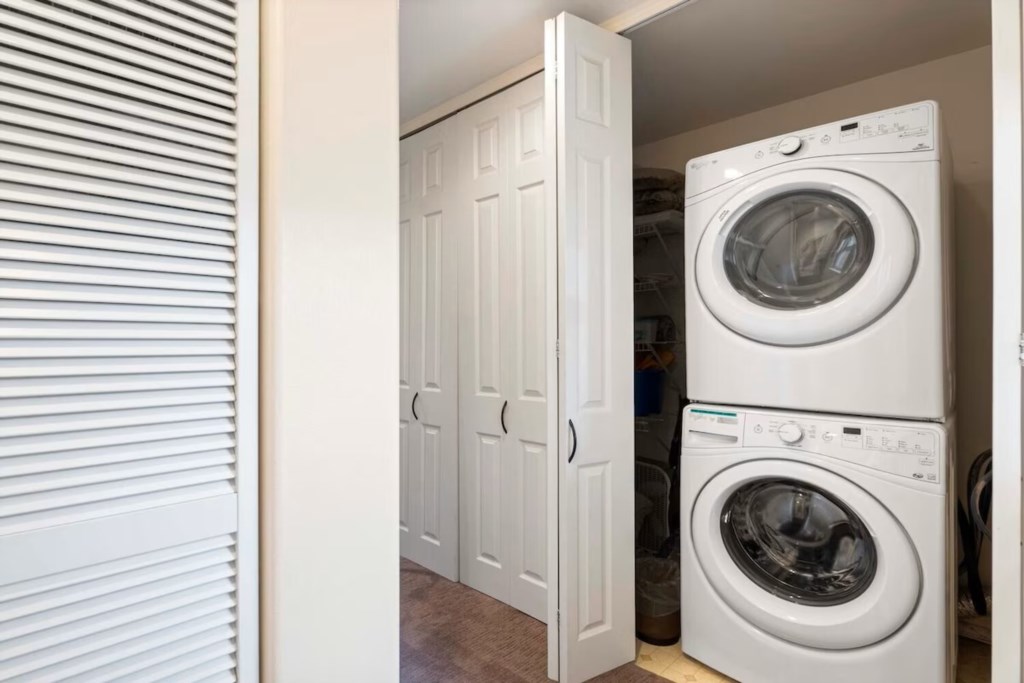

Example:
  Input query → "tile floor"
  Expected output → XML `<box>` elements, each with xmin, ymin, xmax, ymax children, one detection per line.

<box><xmin>634</xmin><ymin>641</ymin><xmax>734</xmax><ymax>683</ymax></box>
<box><xmin>635</xmin><ymin>637</ymin><xmax>991</xmax><ymax>683</ymax></box>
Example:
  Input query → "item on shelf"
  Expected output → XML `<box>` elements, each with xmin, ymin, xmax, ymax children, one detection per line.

<box><xmin>634</xmin><ymin>369</ymin><xmax>665</xmax><ymax>416</ymax></box>
<box><xmin>635</xmin><ymin>315</ymin><xmax>677</xmax><ymax>344</ymax></box>
<box><xmin>635</xmin><ymin>317</ymin><xmax>660</xmax><ymax>343</ymax></box>
<box><xmin>636</xmin><ymin>347</ymin><xmax>675</xmax><ymax>371</ymax></box>
<box><xmin>634</xmin><ymin>167</ymin><xmax>685</xmax><ymax>192</ymax></box>
<box><xmin>635</xmin><ymin>189</ymin><xmax>683</xmax><ymax>216</ymax></box>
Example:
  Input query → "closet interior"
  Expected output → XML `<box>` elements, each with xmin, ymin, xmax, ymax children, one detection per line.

<box><xmin>398</xmin><ymin>1</ymin><xmax>993</xmax><ymax>680</ymax></box>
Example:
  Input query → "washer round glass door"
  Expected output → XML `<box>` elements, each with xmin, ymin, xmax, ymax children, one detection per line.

<box><xmin>695</xmin><ymin>169</ymin><xmax>917</xmax><ymax>346</ymax></box>
<box><xmin>691</xmin><ymin>459</ymin><xmax>920</xmax><ymax>650</ymax></box>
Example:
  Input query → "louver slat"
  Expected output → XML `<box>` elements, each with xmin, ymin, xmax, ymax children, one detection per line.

<box><xmin>0</xmin><ymin>0</ymin><xmax>249</xmax><ymax>679</ymax></box>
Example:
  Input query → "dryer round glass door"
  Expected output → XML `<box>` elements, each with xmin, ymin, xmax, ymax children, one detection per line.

<box><xmin>690</xmin><ymin>458</ymin><xmax>920</xmax><ymax>650</ymax></box>
<box><xmin>695</xmin><ymin>169</ymin><xmax>917</xmax><ymax>346</ymax></box>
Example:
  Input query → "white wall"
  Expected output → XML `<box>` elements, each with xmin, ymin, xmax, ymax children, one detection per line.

<box><xmin>260</xmin><ymin>1</ymin><xmax>400</xmax><ymax>680</ymax></box>
<box><xmin>635</xmin><ymin>46</ymin><xmax>993</xmax><ymax>522</ymax></box>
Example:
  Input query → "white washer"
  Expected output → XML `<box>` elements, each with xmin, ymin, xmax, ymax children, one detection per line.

<box><xmin>680</xmin><ymin>404</ymin><xmax>954</xmax><ymax>683</ymax></box>
<box><xmin>684</xmin><ymin>101</ymin><xmax>954</xmax><ymax>420</ymax></box>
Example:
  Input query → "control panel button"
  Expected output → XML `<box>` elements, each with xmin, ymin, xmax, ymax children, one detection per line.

<box><xmin>778</xmin><ymin>136</ymin><xmax>802</xmax><ymax>155</ymax></box>
<box><xmin>778</xmin><ymin>423</ymin><xmax>804</xmax><ymax>444</ymax></box>
<box><xmin>822</xmin><ymin>432</ymin><xmax>835</xmax><ymax>443</ymax></box>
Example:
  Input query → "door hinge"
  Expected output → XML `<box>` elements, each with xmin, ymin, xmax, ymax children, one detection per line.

<box><xmin>1019</xmin><ymin>333</ymin><xmax>1024</xmax><ymax>366</ymax></box>
<box><xmin>555</xmin><ymin>339</ymin><xmax>560</xmax><ymax>359</ymax></box>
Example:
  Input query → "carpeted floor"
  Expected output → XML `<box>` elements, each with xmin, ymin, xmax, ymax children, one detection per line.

<box><xmin>401</xmin><ymin>558</ymin><xmax>664</xmax><ymax>682</ymax></box>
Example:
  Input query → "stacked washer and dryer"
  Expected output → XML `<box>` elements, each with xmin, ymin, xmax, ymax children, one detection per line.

<box><xmin>680</xmin><ymin>102</ymin><xmax>956</xmax><ymax>683</ymax></box>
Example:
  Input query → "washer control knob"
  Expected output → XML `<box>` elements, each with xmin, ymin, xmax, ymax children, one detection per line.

<box><xmin>778</xmin><ymin>423</ymin><xmax>804</xmax><ymax>444</ymax></box>
<box><xmin>778</xmin><ymin>136</ymin><xmax>802</xmax><ymax>155</ymax></box>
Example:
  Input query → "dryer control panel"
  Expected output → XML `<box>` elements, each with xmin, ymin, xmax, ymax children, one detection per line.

<box><xmin>685</xmin><ymin>101</ymin><xmax>939</xmax><ymax>200</ymax></box>
<box><xmin>684</xmin><ymin>406</ymin><xmax>948</xmax><ymax>486</ymax></box>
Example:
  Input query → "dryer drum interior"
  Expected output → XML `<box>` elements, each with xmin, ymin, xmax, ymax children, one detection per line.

<box><xmin>723</xmin><ymin>190</ymin><xmax>876</xmax><ymax>310</ymax></box>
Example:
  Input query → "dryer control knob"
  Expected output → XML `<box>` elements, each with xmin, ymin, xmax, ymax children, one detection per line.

<box><xmin>778</xmin><ymin>136</ymin><xmax>802</xmax><ymax>155</ymax></box>
<box><xmin>778</xmin><ymin>423</ymin><xmax>804</xmax><ymax>444</ymax></box>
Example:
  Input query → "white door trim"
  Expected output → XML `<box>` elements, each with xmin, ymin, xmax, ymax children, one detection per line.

<box><xmin>234</xmin><ymin>0</ymin><xmax>260</xmax><ymax>679</ymax></box>
<box><xmin>991</xmin><ymin>0</ymin><xmax>1023</xmax><ymax>679</ymax></box>
<box><xmin>400</xmin><ymin>0</ymin><xmax>699</xmax><ymax>139</ymax></box>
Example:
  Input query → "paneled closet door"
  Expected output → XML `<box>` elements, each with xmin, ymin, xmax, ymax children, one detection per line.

<box><xmin>399</xmin><ymin>120</ymin><xmax>460</xmax><ymax>581</ymax></box>
<box><xmin>458</xmin><ymin>74</ymin><xmax>549</xmax><ymax>621</ymax></box>
<box><xmin>0</xmin><ymin>1</ymin><xmax>258</xmax><ymax>681</ymax></box>
<box><xmin>503</xmin><ymin>76</ymin><xmax>549</xmax><ymax>622</ymax></box>
<box><xmin>548</xmin><ymin>12</ymin><xmax>635</xmax><ymax>683</ymax></box>
<box><xmin>457</xmin><ymin>90</ymin><xmax>510</xmax><ymax>602</ymax></box>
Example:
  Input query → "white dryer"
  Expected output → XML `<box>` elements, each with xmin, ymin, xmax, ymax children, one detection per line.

<box><xmin>679</xmin><ymin>404</ymin><xmax>954</xmax><ymax>683</ymax></box>
<box><xmin>684</xmin><ymin>101</ymin><xmax>954</xmax><ymax>420</ymax></box>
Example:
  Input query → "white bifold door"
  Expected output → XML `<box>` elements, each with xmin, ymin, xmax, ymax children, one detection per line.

<box><xmin>399</xmin><ymin>120</ymin><xmax>460</xmax><ymax>581</ymax></box>
<box><xmin>0</xmin><ymin>0</ymin><xmax>258</xmax><ymax>681</ymax></box>
<box><xmin>547</xmin><ymin>12</ymin><xmax>636</xmax><ymax>683</ymax></box>
<box><xmin>457</xmin><ymin>74</ymin><xmax>551</xmax><ymax>622</ymax></box>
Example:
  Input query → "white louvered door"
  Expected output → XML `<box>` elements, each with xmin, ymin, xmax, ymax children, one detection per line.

<box><xmin>0</xmin><ymin>1</ymin><xmax>258</xmax><ymax>681</ymax></box>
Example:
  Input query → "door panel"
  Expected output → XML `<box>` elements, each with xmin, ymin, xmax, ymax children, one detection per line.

<box><xmin>548</xmin><ymin>12</ymin><xmax>634</xmax><ymax>683</ymax></box>
<box><xmin>504</xmin><ymin>80</ymin><xmax>550</xmax><ymax>622</ymax></box>
<box><xmin>458</xmin><ymin>74</ymin><xmax>549</xmax><ymax>621</ymax></box>
<box><xmin>459</xmin><ymin>90</ymin><xmax>510</xmax><ymax>600</ymax></box>
<box><xmin>0</xmin><ymin>1</ymin><xmax>258</xmax><ymax>678</ymax></box>
<box><xmin>399</xmin><ymin>121</ymin><xmax>459</xmax><ymax>581</ymax></box>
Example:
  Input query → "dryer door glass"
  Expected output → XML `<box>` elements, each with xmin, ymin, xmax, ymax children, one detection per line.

<box><xmin>723</xmin><ymin>190</ymin><xmax>874</xmax><ymax>310</ymax></box>
<box><xmin>720</xmin><ymin>477</ymin><xmax>877</xmax><ymax>606</ymax></box>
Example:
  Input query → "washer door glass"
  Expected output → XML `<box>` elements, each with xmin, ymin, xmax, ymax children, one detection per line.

<box><xmin>720</xmin><ymin>478</ymin><xmax>877</xmax><ymax>606</ymax></box>
<box><xmin>690</xmin><ymin>457</ymin><xmax>921</xmax><ymax>649</ymax></box>
<box><xmin>723</xmin><ymin>191</ymin><xmax>874</xmax><ymax>310</ymax></box>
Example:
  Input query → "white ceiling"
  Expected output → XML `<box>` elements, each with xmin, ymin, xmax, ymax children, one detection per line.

<box><xmin>631</xmin><ymin>0</ymin><xmax>991</xmax><ymax>144</ymax></box>
<box><xmin>400</xmin><ymin>0</ymin><xmax>990</xmax><ymax>141</ymax></box>
<box><xmin>400</xmin><ymin>0</ymin><xmax>645</xmax><ymax>123</ymax></box>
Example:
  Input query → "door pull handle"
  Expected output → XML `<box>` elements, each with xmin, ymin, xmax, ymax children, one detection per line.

<box><xmin>568</xmin><ymin>419</ymin><xmax>577</xmax><ymax>464</ymax></box>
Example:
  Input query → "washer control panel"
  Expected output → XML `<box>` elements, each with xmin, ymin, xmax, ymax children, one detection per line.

<box><xmin>684</xmin><ymin>406</ymin><xmax>946</xmax><ymax>485</ymax></box>
<box><xmin>685</xmin><ymin>101</ymin><xmax>938</xmax><ymax>200</ymax></box>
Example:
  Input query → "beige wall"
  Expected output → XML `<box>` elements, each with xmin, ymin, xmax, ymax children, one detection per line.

<box><xmin>260</xmin><ymin>0</ymin><xmax>400</xmax><ymax>680</ymax></box>
<box><xmin>635</xmin><ymin>46</ymin><xmax>993</xmax><ymax>503</ymax></box>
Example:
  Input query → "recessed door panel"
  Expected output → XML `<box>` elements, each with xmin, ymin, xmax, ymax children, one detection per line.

<box><xmin>421</xmin><ymin>211</ymin><xmax>444</xmax><ymax>391</ymax></box>
<box><xmin>515</xmin><ymin>181</ymin><xmax>547</xmax><ymax>400</ymax></box>
<box><xmin>576</xmin><ymin>154</ymin><xmax>609</xmax><ymax>410</ymax></box>
<box><xmin>474</xmin><ymin>195</ymin><xmax>502</xmax><ymax>395</ymax></box>
<box><xmin>476</xmin><ymin>433</ymin><xmax>503</xmax><ymax>566</ymax></box>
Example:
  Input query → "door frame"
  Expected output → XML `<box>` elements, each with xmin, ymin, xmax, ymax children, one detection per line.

<box><xmin>401</xmin><ymin>1</ymin><xmax>1024</xmax><ymax>679</ymax></box>
<box><xmin>235</xmin><ymin>0</ymin><xmax>260</xmax><ymax>679</ymax></box>
<box><xmin>991</xmin><ymin>0</ymin><xmax>1023</xmax><ymax>679</ymax></box>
